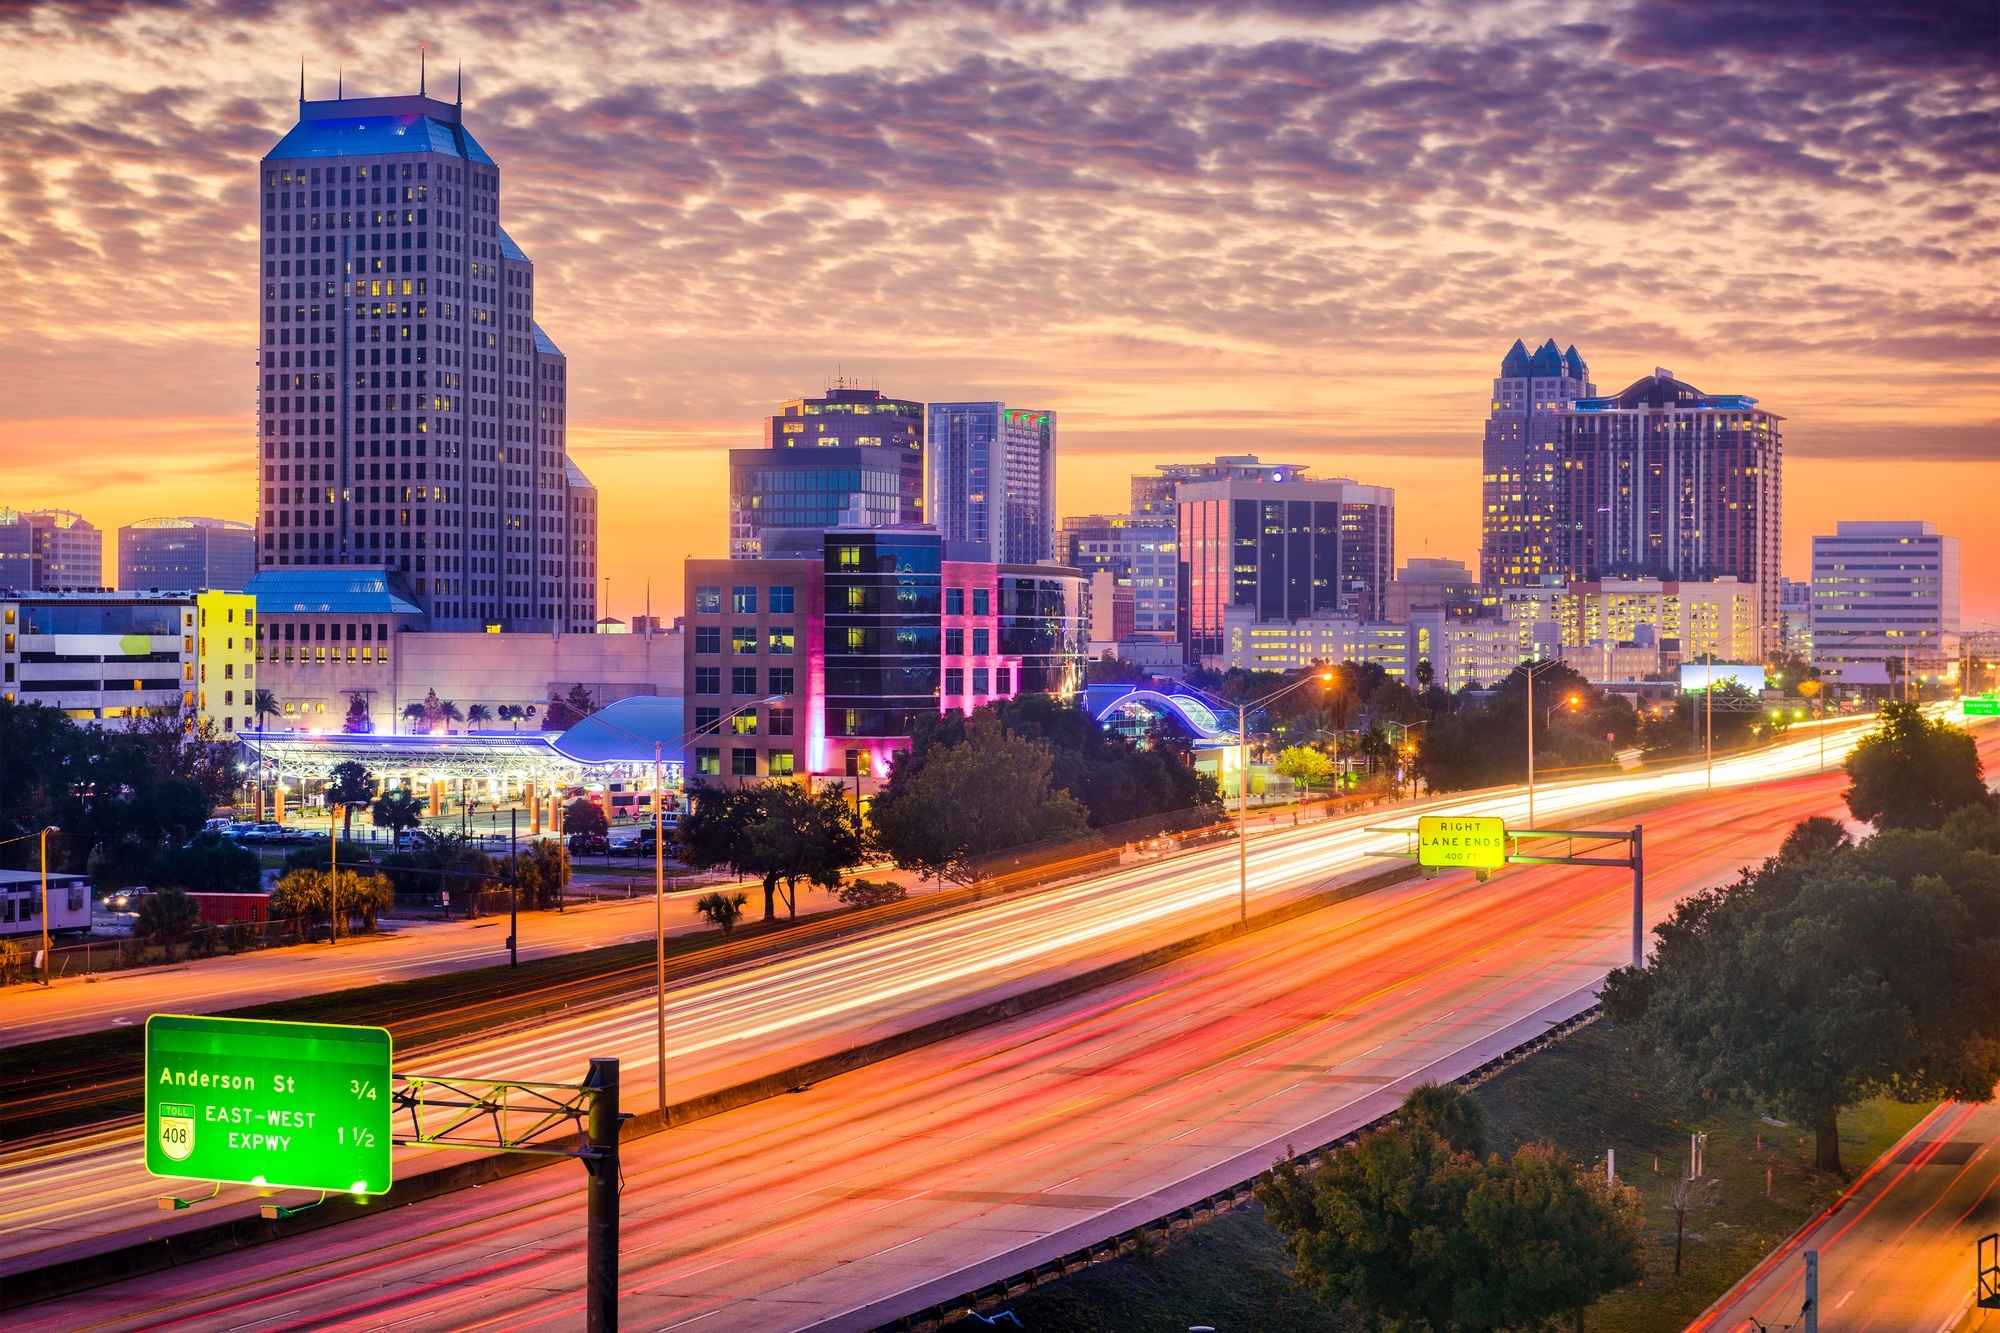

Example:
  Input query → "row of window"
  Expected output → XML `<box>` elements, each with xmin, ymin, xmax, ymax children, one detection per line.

<box><xmin>692</xmin><ymin>585</ymin><xmax>798</xmax><ymax>615</ymax></box>
<box><xmin>691</xmin><ymin>748</ymin><xmax>797</xmax><ymax>778</ymax></box>
<box><xmin>692</xmin><ymin>666</ymin><xmax>796</xmax><ymax>696</ymax></box>
<box><xmin>694</xmin><ymin>626</ymin><xmax>796</xmax><ymax>655</ymax></box>
<box><xmin>692</xmin><ymin>706</ymin><xmax>796</xmax><ymax>736</ymax></box>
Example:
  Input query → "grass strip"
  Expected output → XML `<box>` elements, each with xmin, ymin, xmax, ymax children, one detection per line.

<box><xmin>993</xmin><ymin>1021</ymin><xmax>1931</xmax><ymax>1332</ymax></box>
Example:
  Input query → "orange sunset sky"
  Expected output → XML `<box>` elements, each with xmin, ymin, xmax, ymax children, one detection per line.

<box><xmin>2</xmin><ymin>1</ymin><xmax>1994</xmax><ymax>625</ymax></box>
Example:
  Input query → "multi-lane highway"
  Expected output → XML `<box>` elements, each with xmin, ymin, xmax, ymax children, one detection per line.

<box><xmin>12</xmin><ymin>717</ymin><xmax>1964</xmax><ymax>1330</ymax></box>
<box><xmin>1691</xmin><ymin>1094</ymin><xmax>2000</xmax><ymax>1333</ymax></box>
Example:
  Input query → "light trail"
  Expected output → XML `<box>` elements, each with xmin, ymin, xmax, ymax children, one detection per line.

<box><xmin>14</xmin><ymin>766</ymin><xmax>1867</xmax><ymax>1332</ymax></box>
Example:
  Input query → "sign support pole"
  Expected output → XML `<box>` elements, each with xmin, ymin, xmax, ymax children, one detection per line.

<box><xmin>1630</xmin><ymin>824</ymin><xmax>1644</xmax><ymax>970</ymax></box>
<box><xmin>584</xmin><ymin>1057</ymin><xmax>620</xmax><ymax>1333</ymax></box>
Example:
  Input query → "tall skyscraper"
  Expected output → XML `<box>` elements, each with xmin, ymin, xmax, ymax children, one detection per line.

<box><xmin>1060</xmin><ymin>513</ymin><xmax>1178</xmax><ymax>640</ymax></box>
<box><xmin>256</xmin><ymin>86</ymin><xmax>594</xmax><ymax>632</ymax></box>
<box><xmin>1809</xmin><ymin>521</ymin><xmax>1960</xmax><ymax>684</ymax></box>
<box><xmin>730</xmin><ymin>386</ymin><xmax>926</xmax><ymax>557</ymax></box>
<box><xmin>1558</xmin><ymin>368</ymin><xmax>1783</xmax><ymax>652</ymax></box>
<box><xmin>1481</xmin><ymin>338</ymin><xmax>1592</xmax><ymax>588</ymax></box>
<box><xmin>1174</xmin><ymin>462</ymin><xmax>1395</xmax><ymax>660</ymax></box>
<box><xmin>927</xmin><ymin>403</ymin><xmax>1056</xmax><ymax>563</ymax></box>
<box><xmin>0</xmin><ymin>509</ymin><xmax>102</xmax><ymax>591</ymax></box>
<box><xmin>119</xmin><ymin>517</ymin><xmax>257</xmax><ymax>592</ymax></box>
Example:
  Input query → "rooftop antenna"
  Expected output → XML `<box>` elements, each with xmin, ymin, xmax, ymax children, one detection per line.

<box><xmin>420</xmin><ymin>44</ymin><xmax>426</xmax><ymax>98</ymax></box>
<box><xmin>456</xmin><ymin>61</ymin><xmax>463</xmax><ymax>108</ymax></box>
<box><xmin>338</xmin><ymin>66</ymin><xmax>343</xmax><ymax>99</ymax></box>
<box><xmin>644</xmin><ymin>583</ymin><xmax>653</xmax><ymax>643</ymax></box>
<box><xmin>299</xmin><ymin>59</ymin><xmax>305</xmax><ymax>105</ymax></box>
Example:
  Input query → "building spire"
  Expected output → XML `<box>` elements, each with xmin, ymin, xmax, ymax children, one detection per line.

<box><xmin>337</xmin><ymin>65</ymin><xmax>343</xmax><ymax>99</ymax></box>
<box><xmin>456</xmin><ymin>61</ymin><xmax>463</xmax><ymax>108</ymax></box>
<box><xmin>299</xmin><ymin>59</ymin><xmax>305</xmax><ymax>104</ymax></box>
<box><xmin>420</xmin><ymin>45</ymin><xmax>426</xmax><ymax>97</ymax></box>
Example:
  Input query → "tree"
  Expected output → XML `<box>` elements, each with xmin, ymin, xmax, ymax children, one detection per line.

<box><xmin>465</xmin><ymin>704</ymin><xmax>492</xmax><ymax>727</ymax></box>
<box><xmin>694</xmin><ymin>890</ymin><xmax>747</xmax><ymax>939</ymax></box>
<box><xmin>1274</xmin><ymin>744</ymin><xmax>1335</xmax><ymax>796</ymax></box>
<box><xmin>252</xmin><ymin>690</ymin><xmax>280</xmax><ymax>730</ymax></box>
<box><xmin>1258</xmin><ymin>1084</ymin><xmax>1642</xmax><ymax>1331</ymax></box>
<box><xmin>402</xmin><ymin>702</ymin><xmax>427</xmax><ymax>728</ymax></box>
<box><xmin>150</xmin><ymin>832</ymin><xmax>261</xmax><ymax>894</ymax></box>
<box><xmin>678</xmin><ymin>782</ymin><xmax>779</xmax><ymax>918</ymax></box>
<box><xmin>1417</xmin><ymin>661</ymin><xmax>1634</xmax><ymax>793</ymax></box>
<box><xmin>372</xmin><ymin>790</ymin><xmax>425</xmax><ymax>847</ymax></box>
<box><xmin>342</xmin><ymin>692</ymin><xmax>372</xmax><ymax>733</ymax></box>
<box><xmin>134</xmin><ymin>885</ymin><xmax>203</xmax><ymax>961</ymax></box>
<box><xmin>1666</xmin><ymin>1172</ymin><xmax>1720</xmax><ymax>1276</ymax></box>
<box><xmin>837</xmin><ymin>878</ymin><xmax>908</xmax><ymax>908</ymax></box>
<box><xmin>1845</xmin><ymin>700</ymin><xmax>1994</xmax><ymax>831</ymax></box>
<box><xmin>544</xmin><ymin>684</ymin><xmax>598</xmax><ymax>730</ymax></box>
<box><xmin>500</xmin><ymin>839</ymin><xmax>569</xmax><ymax>910</ymax></box>
<box><xmin>326</xmin><ymin>761</ymin><xmax>377</xmax><ymax>840</ymax></box>
<box><xmin>746</xmin><ymin>781</ymin><xmax>866</xmax><ymax>920</ymax></box>
<box><xmin>270</xmin><ymin>867</ymin><xmax>395</xmax><ymax>935</ymax></box>
<box><xmin>869</xmin><ymin>713</ymin><xmax>1089</xmax><ymax>884</ymax></box>
<box><xmin>564</xmin><ymin>798</ymin><xmax>608</xmax><ymax>838</ymax></box>
<box><xmin>1602</xmin><ymin>822</ymin><xmax>2000</xmax><ymax>1171</ymax></box>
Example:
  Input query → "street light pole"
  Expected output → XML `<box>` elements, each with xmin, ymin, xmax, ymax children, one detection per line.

<box><xmin>38</xmin><ymin>825</ymin><xmax>57</xmax><ymax>986</ymax></box>
<box><xmin>329</xmin><ymin>802</ymin><xmax>341</xmax><ymax>946</ymax></box>
<box><xmin>653</xmin><ymin>737</ymin><xmax>665</xmax><ymax>1110</ymax></box>
<box><xmin>1237</xmin><ymin>700</ymin><xmax>1249</xmax><ymax>924</ymax></box>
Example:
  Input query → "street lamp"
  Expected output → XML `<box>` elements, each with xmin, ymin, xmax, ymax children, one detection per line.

<box><xmin>37</xmin><ymin>825</ymin><xmax>58</xmax><ymax>987</ymax></box>
<box><xmin>1182</xmin><ymin>672</ymin><xmax>1334</xmax><ymax>925</ymax></box>
<box><xmin>1521</xmin><ymin>658</ymin><xmax>1568</xmax><ymax>829</ymax></box>
<box><xmin>544</xmin><ymin>694</ymin><xmax>779</xmax><ymax>1114</ymax></box>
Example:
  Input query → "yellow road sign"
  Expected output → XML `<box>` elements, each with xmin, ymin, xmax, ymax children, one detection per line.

<box><xmin>1417</xmin><ymin>815</ymin><xmax>1507</xmax><ymax>870</ymax></box>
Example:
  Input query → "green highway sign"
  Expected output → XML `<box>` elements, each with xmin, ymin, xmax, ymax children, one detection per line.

<box><xmin>145</xmin><ymin>1014</ymin><xmax>393</xmax><ymax>1195</ymax></box>
<box><xmin>1964</xmin><ymin>697</ymin><xmax>2000</xmax><ymax>716</ymax></box>
<box><xmin>1417</xmin><ymin>815</ymin><xmax>1508</xmax><ymax>871</ymax></box>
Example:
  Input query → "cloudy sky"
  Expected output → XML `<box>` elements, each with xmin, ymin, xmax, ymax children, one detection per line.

<box><xmin>1</xmin><ymin>0</ymin><xmax>1994</xmax><ymax>622</ymax></box>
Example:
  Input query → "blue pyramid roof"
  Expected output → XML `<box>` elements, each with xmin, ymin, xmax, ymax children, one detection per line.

<box><xmin>266</xmin><ymin>95</ymin><xmax>496</xmax><ymax>166</ymax></box>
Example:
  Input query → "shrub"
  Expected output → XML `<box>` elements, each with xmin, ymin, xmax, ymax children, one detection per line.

<box><xmin>836</xmin><ymin>878</ymin><xmax>909</xmax><ymax>909</ymax></box>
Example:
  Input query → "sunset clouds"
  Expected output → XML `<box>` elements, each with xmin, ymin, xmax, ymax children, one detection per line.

<box><xmin>1</xmin><ymin>0</ymin><xmax>1994</xmax><ymax>615</ymax></box>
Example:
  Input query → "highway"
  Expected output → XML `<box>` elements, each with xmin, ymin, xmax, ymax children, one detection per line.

<box><xmin>10</xmin><ymin>718</ymin><xmax>1955</xmax><ymax>1330</ymax></box>
<box><xmin>1691</xmin><ymin>1094</ymin><xmax>2000</xmax><ymax>1333</ymax></box>
<box><xmin>7</xmin><ymin>876</ymin><xmax>800</xmax><ymax>1050</ymax></box>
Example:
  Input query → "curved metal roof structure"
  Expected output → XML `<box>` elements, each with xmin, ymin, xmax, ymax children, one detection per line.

<box><xmin>1091</xmin><ymin>688</ymin><xmax>1237</xmax><ymax>744</ymax></box>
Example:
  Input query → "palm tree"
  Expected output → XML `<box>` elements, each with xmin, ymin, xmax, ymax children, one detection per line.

<box><xmin>252</xmin><ymin>689</ymin><xmax>280</xmax><ymax>730</ymax></box>
<box><xmin>372</xmin><ymin>790</ymin><xmax>425</xmax><ymax>848</ymax></box>
<box><xmin>327</xmin><ymin>760</ymin><xmax>378</xmax><ymax>841</ymax></box>
<box><xmin>466</xmin><ymin>704</ymin><xmax>492</xmax><ymax>727</ymax></box>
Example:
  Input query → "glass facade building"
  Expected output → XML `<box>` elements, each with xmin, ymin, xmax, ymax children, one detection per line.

<box><xmin>119</xmin><ymin>517</ymin><xmax>257</xmax><ymax>593</ymax></box>
<box><xmin>825</xmin><ymin>530</ymin><xmax>942</xmax><ymax>744</ymax></box>
<box><xmin>1481</xmin><ymin>338</ymin><xmax>1592</xmax><ymax>588</ymax></box>
<box><xmin>927</xmin><ymin>402</ymin><xmax>1056</xmax><ymax>564</ymax></box>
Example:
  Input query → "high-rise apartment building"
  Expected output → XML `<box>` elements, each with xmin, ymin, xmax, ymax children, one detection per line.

<box><xmin>256</xmin><ymin>87</ymin><xmax>594</xmax><ymax>633</ymax></box>
<box><xmin>1174</xmin><ymin>462</ymin><xmax>1395</xmax><ymax>661</ymax></box>
<box><xmin>0</xmin><ymin>509</ymin><xmax>103</xmax><ymax>591</ymax></box>
<box><xmin>927</xmin><ymin>403</ymin><xmax>1056</xmax><ymax>564</ymax></box>
<box><xmin>730</xmin><ymin>386</ymin><xmax>927</xmax><ymax>558</ymax></box>
<box><xmin>1558</xmin><ymin>368</ymin><xmax>1782</xmax><ymax>653</ymax></box>
<box><xmin>1481</xmin><ymin>339</ymin><xmax>1592</xmax><ymax>587</ymax></box>
<box><xmin>1809</xmin><ymin>521</ymin><xmax>1960</xmax><ymax>685</ymax></box>
<box><xmin>119</xmin><ymin>517</ymin><xmax>256</xmax><ymax>592</ymax></box>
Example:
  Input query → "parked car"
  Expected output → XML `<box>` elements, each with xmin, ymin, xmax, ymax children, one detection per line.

<box><xmin>567</xmin><ymin>832</ymin><xmax>611</xmax><ymax>857</ymax></box>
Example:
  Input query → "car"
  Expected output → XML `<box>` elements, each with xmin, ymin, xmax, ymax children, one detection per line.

<box><xmin>203</xmin><ymin>817</ymin><xmax>232</xmax><ymax>833</ymax></box>
<box><xmin>567</xmin><ymin>832</ymin><xmax>611</xmax><ymax>856</ymax></box>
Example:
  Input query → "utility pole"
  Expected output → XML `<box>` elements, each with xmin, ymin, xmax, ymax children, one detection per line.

<box><xmin>654</xmin><ymin>738</ymin><xmax>667</xmax><ymax>1110</ymax></box>
<box><xmin>1803</xmin><ymin>1249</ymin><xmax>1818</xmax><ymax>1333</ymax></box>
<box><xmin>38</xmin><ymin>826</ymin><xmax>56</xmax><ymax>985</ymax></box>
<box><xmin>583</xmin><ymin>1056</ymin><xmax>621</xmax><ymax>1333</ymax></box>
<box><xmin>1630</xmin><ymin>824</ymin><xmax>1644</xmax><ymax>969</ymax></box>
<box><xmin>1237</xmin><ymin>699</ymin><xmax>1249</xmax><ymax>925</ymax></box>
<box><xmin>508</xmin><ymin>807</ymin><xmax>519</xmax><ymax>967</ymax></box>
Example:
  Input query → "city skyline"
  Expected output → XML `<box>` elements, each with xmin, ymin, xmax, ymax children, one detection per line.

<box><xmin>1</xmin><ymin>3</ymin><xmax>1994</xmax><ymax>623</ymax></box>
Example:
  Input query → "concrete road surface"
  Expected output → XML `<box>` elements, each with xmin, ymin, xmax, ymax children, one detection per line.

<box><xmin>1690</xmin><ymin>1096</ymin><xmax>2000</xmax><ymax>1333</ymax></box>
<box><xmin>10</xmin><ymin>749</ymin><xmax>1892</xmax><ymax>1331</ymax></box>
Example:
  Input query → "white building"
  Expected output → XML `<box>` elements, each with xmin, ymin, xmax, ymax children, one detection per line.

<box><xmin>1810</xmin><ymin>521</ymin><xmax>1960</xmax><ymax>687</ymax></box>
<box><xmin>1218</xmin><ymin>605</ymin><xmax>1413</xmax><ymax>681</ymax></box>
<box><xmin>1</xmin><ymin>590</ymin><xmax>257</xmax><ymax>733</ymax></box>
<box><xmin>256</xmin><ymin>87</ymin><xmax>594</xmax><ymax>633</ymax></box>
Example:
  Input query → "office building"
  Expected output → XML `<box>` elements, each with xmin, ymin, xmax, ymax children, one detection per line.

<box><xmin>1384</xmin><ymin>556</ymin><xmax>1488</xmax><ymax>623</ymax></box>
<box><xmin>1175</xmin><ymin>460</ymin><xmax>1395</xmax><ymax>661</ymax></box>
<box><xmin>1809</xmin><ymin>521</ymin><xmax>1961</xmax><ymax>686</ymax></box>
<box><xmin>1779</xmin><ymin>576</ymin><xmax>1813</xmax><ymax>661</ymax></box>
<box><xmin>1</xmin><ymin>590</ymin><xmax>255</xmax><ymax>732</ymax></box>
<box><xmin>1559</xmin><ymin>368</ymin><xmax>1783</xmax><ymax>653</ymax></box>
<box><xmin>119</xmin><ymin>517</ymin><xmax>257</xmax><ymax>592</ymax></box>
<box><xmin>1060</xmin><ymin>513</ymin><xmax>1179</xmax><ymax>641</ymax></box>
<box><xmin>0</xmin><ymin>509</ymin><xmax>103</xmax><ymax>591</ymax></box>
<box><xmin>255</xmin><ymin>86</ymin><xmax>595</xmax><ymax>633</ymax></box>
<box><xmin>731</xmin><ymin>386</ymin><xmax>927</xmax><ymax>558</ymax></box>
<box><xmin>1216</xmin><ymin>605</ymin><xmax>1413</xmax><ymax>680</ymax></box>
<box><xmin>685</xmin><ymin>531</ymin><xmax>1084</xmax><ymax>790</ymax></box>
<box><xmin>927</xmin><ymin>403</ymin><xmax>1056</xmax><ymax>564</ymax></box>
<box><xmin>1481</xmin><ymin>339</ymin><xmax>1593</xmax><ymax>588</ymax></box>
